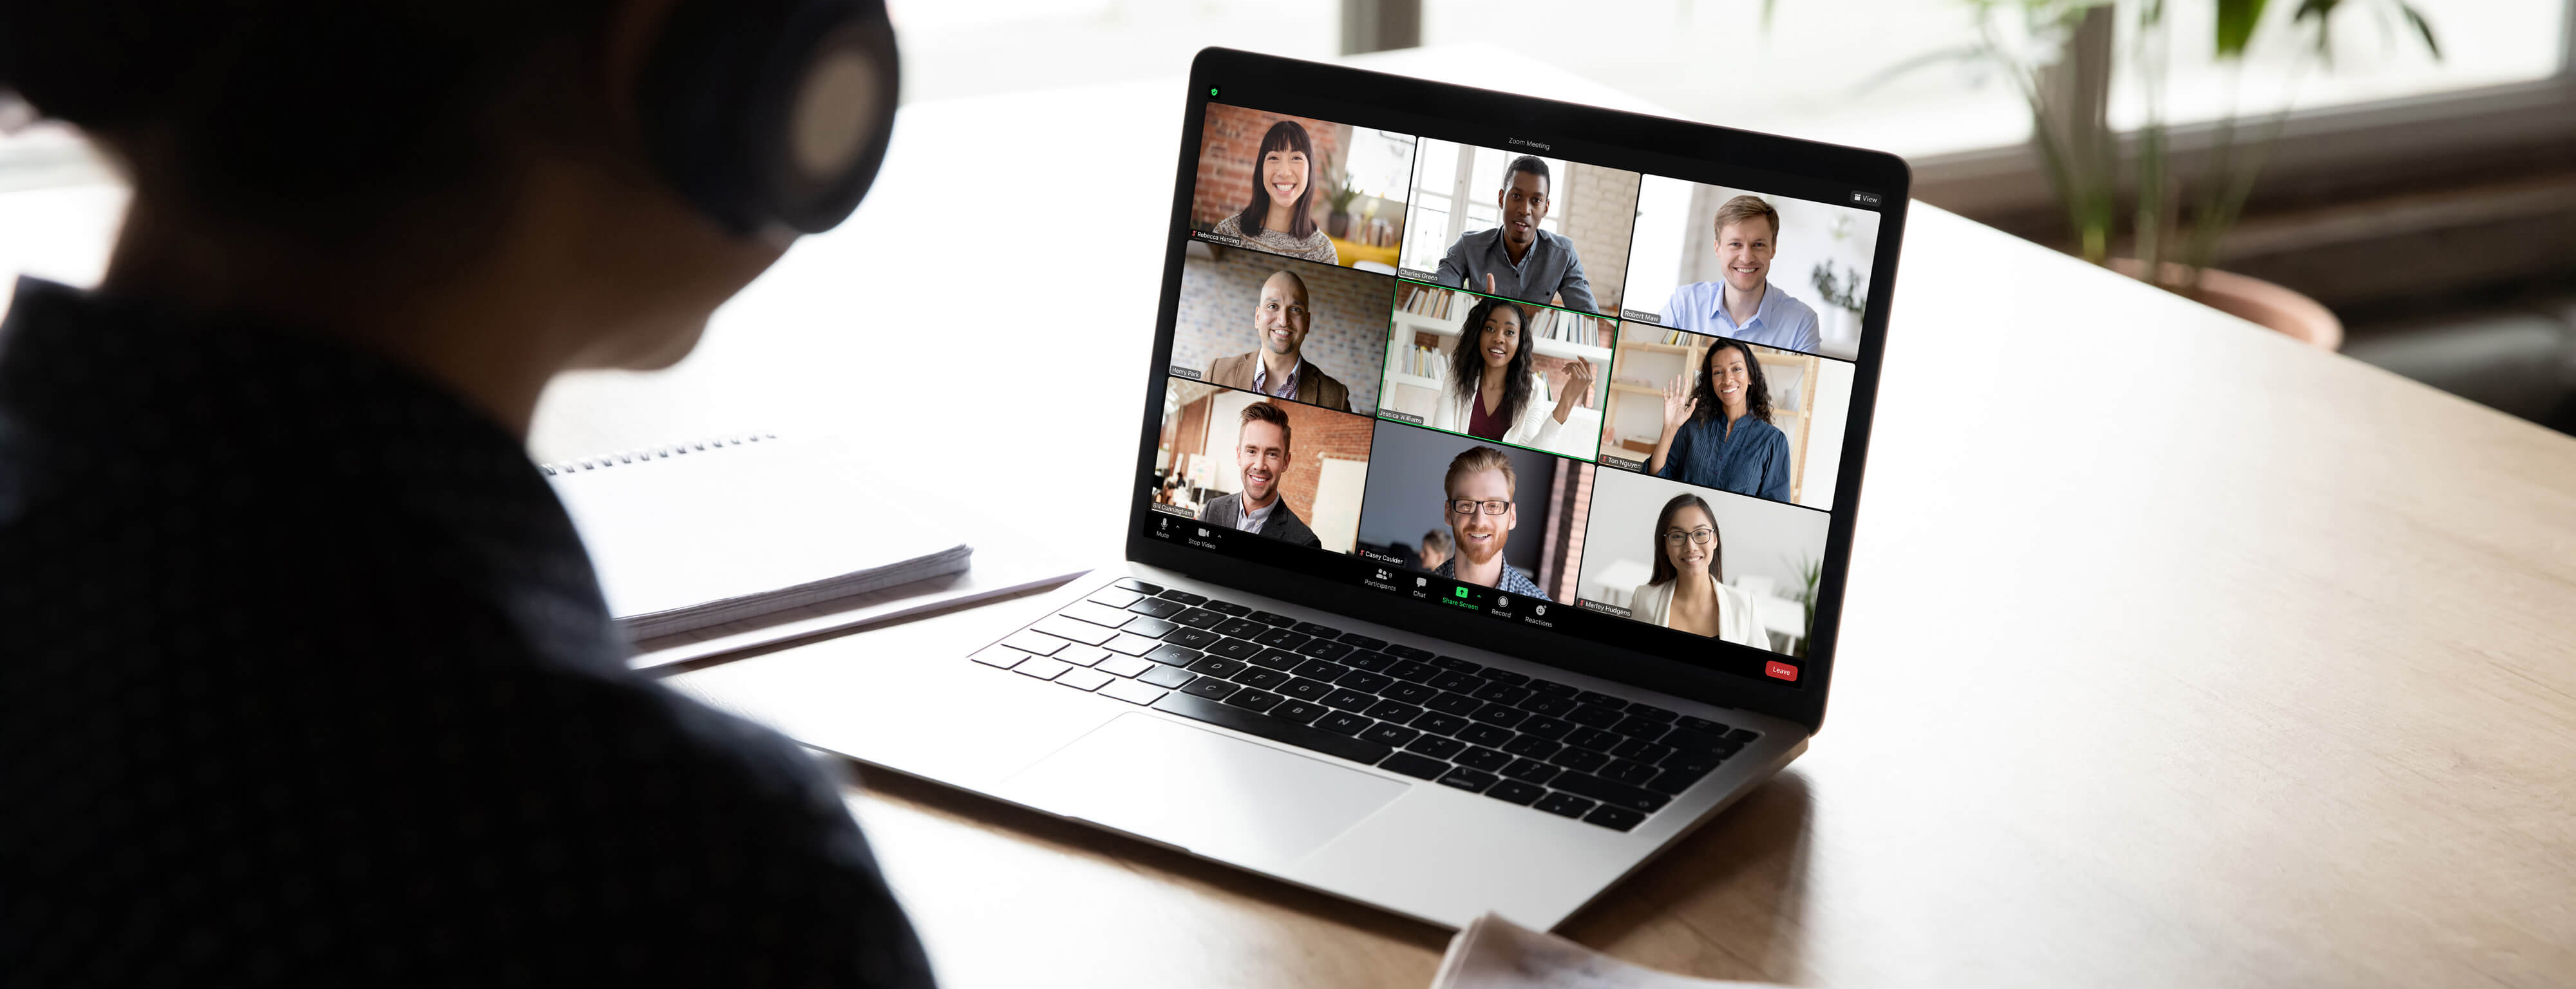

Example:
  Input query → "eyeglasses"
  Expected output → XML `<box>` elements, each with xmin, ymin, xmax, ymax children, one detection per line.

<box><xmin>1661</xmin><ymin>527</ymin><xmax>1716</xmax><ymax>546</ymax></box>
<box><xmin>1447</xmin><ymin>499</ymin><xmax>1511</xmax><ymax>516</ymax></box>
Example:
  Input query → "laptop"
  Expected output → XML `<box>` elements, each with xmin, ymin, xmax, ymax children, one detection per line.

<box><xmin>735</xmin><ymin>48</ymin><xmax>1905</xmax><ymax>930</ymax></box>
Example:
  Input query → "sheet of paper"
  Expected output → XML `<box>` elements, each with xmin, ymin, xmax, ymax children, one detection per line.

<box><xmin>1428</xmin><ymin>914</ymin><xmax>1786</xmax><ymax>989</ymax></box>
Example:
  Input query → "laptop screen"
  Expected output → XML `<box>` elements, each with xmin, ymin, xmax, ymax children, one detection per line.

<box><xmin>1144</xmin><ymin>90</ymin><xmax>1891</xmax><ymax>693</ymax></box>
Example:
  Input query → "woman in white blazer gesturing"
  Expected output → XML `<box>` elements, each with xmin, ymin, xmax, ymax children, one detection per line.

<box><xmin>1428</xmin><ymin>296</ymin><xmax>1595</xmax><ymax>452</ymax></box>
<box><xmin>1630</xmin><ymin>491</ymin><xmax>1768</xmax><ymax>648</ymax></box>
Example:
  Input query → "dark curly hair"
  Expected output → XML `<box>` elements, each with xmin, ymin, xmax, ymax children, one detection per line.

<box><xmin>1446</xmin><ymin>294</ymin><xmax>1534</xmax><ymax>429</ymax></box>
<box><xmin>1691</xmin><ymin>337</ymin><xmax>1772</xmax><ymax>426</ymax></box>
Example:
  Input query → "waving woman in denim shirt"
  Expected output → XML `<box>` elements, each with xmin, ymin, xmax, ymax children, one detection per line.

<box><xmin>1647</xmin><ymin>338</ymin><xmax>1792</xmax><ymax>504</ymax></box>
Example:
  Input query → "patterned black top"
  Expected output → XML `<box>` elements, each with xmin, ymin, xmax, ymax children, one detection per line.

<box><xmin>0</xmin><ymin>279</ymin><xmax>934</xmax><ymax>986</ymax></box>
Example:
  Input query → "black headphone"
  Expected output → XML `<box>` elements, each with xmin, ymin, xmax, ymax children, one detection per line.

<box><xmin>635</xmin><ymin>0</ymin><xmax>900</xmax><ymax>238</ymax></box>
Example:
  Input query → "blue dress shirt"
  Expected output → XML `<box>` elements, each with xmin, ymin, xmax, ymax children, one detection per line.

<box><xmin>1653</xmin><ymin>413</ymin><xmax>1794</xmax><ymax>503</ymax></box>
<box><xmin>1660</xmin><ymin>280</ymin><xmax>1823</xmax><ymax>355</ymax></box>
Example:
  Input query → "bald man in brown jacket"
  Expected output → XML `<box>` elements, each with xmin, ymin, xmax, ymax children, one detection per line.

<box><xmin>1204</xmin><ymin>269</ymin><xmax>1352</xmax><ymax>411</ymax></box>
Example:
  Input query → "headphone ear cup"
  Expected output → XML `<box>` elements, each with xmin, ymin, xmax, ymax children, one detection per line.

<box><xmin>636</xmin><ymin>0</ymin><xmax>900</xmax><ymax>237</ymax></box>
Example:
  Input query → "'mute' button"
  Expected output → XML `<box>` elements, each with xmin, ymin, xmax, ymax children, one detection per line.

<box><xmin>1764</xmin><ymin>661</ymin><xmax>1799</xmax><ymax>682</ymax></box>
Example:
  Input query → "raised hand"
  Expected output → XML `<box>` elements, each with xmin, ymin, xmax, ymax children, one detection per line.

<box><xmin>1662</xmin><ymin>372</ymin><xmax>1697</xmax><ymax>430</ymax></box>
<box><xmin>1552</xmin><ymin>359</ymin><xmax>1597</xmax><ymax>423</ymax></box>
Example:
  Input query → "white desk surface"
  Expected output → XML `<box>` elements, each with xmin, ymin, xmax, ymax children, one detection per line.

<box><xmin>4</xmin><ymin>46</ymin><xmax>2572</xmax><ymax>989</ymax></box>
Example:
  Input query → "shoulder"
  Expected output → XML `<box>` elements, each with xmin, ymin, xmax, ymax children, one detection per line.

<box><xmin>1541</xmin><ymin>229</ymin><xmax>1582</xmax><ymax>256</ymax></box>
<box><xmin>1748</xmin><ymin>417</ymin><xmax>1790</xmax><ymax>443</ymax></box>
<box><xmin>1206</xmin><ymin>352</ymin><xmax>1255</xmax><ymax>382</ymax></box>
<box><xmin>1209</xmin><ymin>215</ymin><xmax>1244</xmax><ymax>236</ymax></box>
<box><xmin>1202</xmin><ymin>493</ymin><xmax>1238</xmax><ymax>517</ymax></box>
<box><xmin>1770</xmin><ymin>288</ymin><xmax>1820</xmax><ymax>322</ymax></box>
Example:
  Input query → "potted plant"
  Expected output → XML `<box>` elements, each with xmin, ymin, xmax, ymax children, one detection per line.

<box><xmin>1321</xmin><ymin>152</ymin><xmax>1363</xmax><ymax>241</ymax></box>
<box><xmin>1808</xmin><ymin>215</ymin><xmax>1870</xmax><ymax>352</ymax></box>
<box><xmin>1933</xmin><ymin>0</ymin><xmax>2439</xmax><ymax>348</ymax></box>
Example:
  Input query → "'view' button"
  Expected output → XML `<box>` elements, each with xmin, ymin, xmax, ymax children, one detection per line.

<box><xmin>1764</xmin><ymin>661</ymin><xmax>1799</xmax><ymax>682</ymax></box>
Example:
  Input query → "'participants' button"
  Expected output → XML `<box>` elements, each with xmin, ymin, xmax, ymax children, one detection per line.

<box><xmin>1764</xmin><ymin>661</ymin><xmax>1799</xmax><ymax>682</ymax></box>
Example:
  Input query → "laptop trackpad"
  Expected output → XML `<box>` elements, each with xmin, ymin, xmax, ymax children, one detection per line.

<box><xmin>1001</xmin><ymin>713</ymin><xmax>1406</xmax><ymax>869</ymax></box>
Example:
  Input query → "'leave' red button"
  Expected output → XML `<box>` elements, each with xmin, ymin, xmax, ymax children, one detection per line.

<box><xmin>1764</xmin><ymin>661</ymin><xmax>1799</xmax><ymax>682</ymax></box>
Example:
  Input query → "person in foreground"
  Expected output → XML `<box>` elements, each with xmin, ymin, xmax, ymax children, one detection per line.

<box><xmin>1196</xmin><ymin>401</ymin><xmax>1323</xmax><ymax>548</ymax></box>
<box><xmin>1660</xmin><ymin>194</ymin><xmax>1822</xmax><ymax>354</ymax></box>
<box><xmin>0</xmin><ymin>3</ymin><xmax>933</xmax><ymax>986</ymax></box>
<box><xmin>1427</xmin><ymin>296</ymin><xmax>1593</xmax><ymax>452</ymax></box>
<box><xmin>1431</xmin><ymin>155</ymin><xmax>1595</xmax><ymax>313</ymax></box>
<box><xmin>1203</xmin><ymin>268</ymin><xmax>1352</xmax><ymax>411</ymax></box>
<box><xmin>1649</xmin><ymin>337</ymin><xmax>1794</xmax><ymax>504</ymax></box>
<box><xmin>1631</xmin><ymin>493</ymin><xmax>1768</xmax><ymax>647</ymax></box>
<box><xmin>1434</xmin><ymin>446</ymin><xmax>1548</xmax><ymax>597</ymax></box>
<box><xmin>1207</xmin><ymin>119</ymin><xmax>1340</xmax><ymax>264</ymax></box>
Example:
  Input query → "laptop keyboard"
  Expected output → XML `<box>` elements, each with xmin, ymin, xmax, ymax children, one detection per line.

<box><xmin>967</xmin><ymin>578</ymin><xmax>1763</xmax><ymax>833</ymax></box>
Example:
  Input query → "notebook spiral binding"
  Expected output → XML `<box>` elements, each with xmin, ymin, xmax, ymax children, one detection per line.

<box><xmin>538</xmin><ymin>432</ymin><xmax>779</xmax><ymax>476</ymax></box>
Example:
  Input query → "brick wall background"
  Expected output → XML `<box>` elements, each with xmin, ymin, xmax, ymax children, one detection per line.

<box><xmin>1176</xmin><ymin>247</ymin><xmax>1392</xmax><ymax>415</ymax></box>
<box><xmin>1562</xmin><ymin>164</ymin><xmax>1641</xmax><ymax>314</ymax></box>
<box><xmin>1539</xmin><ymin>462</ymin><xmax>1597</xmax><ymax>601</ymax></box>
<box><xmin>1193</xmin><ymin>105</ymin><xmax>1348</xmax><ymax>233</ymax></box>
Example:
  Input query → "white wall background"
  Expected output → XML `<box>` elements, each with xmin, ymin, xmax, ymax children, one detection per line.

<box><xmin>1575</xmin><ymin>468</ymin><xmax>1829</xmax><ymax>610</ymax></box>
<box><xmin>1621</xmin><ymin>179</ymin><xmax>1880</xmax><ymax>360</ymax></box>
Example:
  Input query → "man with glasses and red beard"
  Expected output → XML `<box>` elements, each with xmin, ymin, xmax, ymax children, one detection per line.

<box><xmin>1196</xmin><ymin>401</ymin><xmax>1323</xmax><ymax>549</ymax></box>
<box><xmin>1434</xmin><ymin>446</ymin><xmax>1548</xmax><ymax>597</ymax></box>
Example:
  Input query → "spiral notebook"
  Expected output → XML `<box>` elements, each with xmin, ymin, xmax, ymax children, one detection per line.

<box><xmin>542</xmin><ymin>433</ymin><xmax>973</xmax><ymax>642</ymax></box>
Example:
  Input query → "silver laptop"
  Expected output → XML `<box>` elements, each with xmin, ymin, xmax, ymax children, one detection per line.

<box><xmin>762</xmin><ymin>48</ymin><xmax>1905</xmax><ymax>930</ymax></box>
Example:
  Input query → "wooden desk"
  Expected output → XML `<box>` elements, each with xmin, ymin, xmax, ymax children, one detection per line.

<box><xmin>5</xmin><ymin>46</ymin><xmax>2571</xmax><ymax>989</ymax></box>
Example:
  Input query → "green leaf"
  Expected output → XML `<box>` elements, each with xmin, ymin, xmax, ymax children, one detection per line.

<box><xmin>2216</xmin><ymin>0</ymin><xmax>2271</xmax><ymax>58</ymax></box>
<box><xmin>2398</xmin><ymin>1</ymin><xmax>2441</xmax><ymax>59</ymax></box>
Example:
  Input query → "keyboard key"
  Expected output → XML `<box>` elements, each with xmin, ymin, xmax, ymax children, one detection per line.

<box><xmin>1501</xmin><ymin>735</ymin><xmax>1562</xmax><ymax>759</ymax></box>
<box><xmin>1660</xmin><ymin>749</ymin><xmax>1723</xmax><ymax>774</ymax></box>
<box><xmin>1379</xmin><ymin>751</ymin><xmax>1448</xmax><ymax>780</ymax></box>
<box><xmin>1517</xmin><ymin>694</ymin><xmax>1577</xmax><ymax>717</ymax></box>
<box><xmin>1455</xmin><ymin>746</ymin><xmax>1512</xmax><ymax>771</ymax></box>
<box><xmin>1225</xmin><ymin>688</ymin><xmax>1285</xmax><ymax>713</ymax></box>
<box><xmin>971</xmin><ymin>646</ymin><xmax>1029</xmax><ymax>670</ymax></box>
<box><xmin>1583</xmin><ymin>805</ymin><xmax>1647</xmax><ymax>832</ymax></box>
<box><xmin>1455</xmin><ymin>724</ymin><xmax>1514</xmax><ymax>748</ymax></box>
<box><xmin>1171</xmin><ymin>608</ymin><xmax>1225</xmax><ymax>629</ymax></box>
<box><xmin>1185</xmin><ymin>656</ymin><xmax>1247</xmax><ymax>679</ymax></box>
<box><xmin>1411</xmin><ymin>712</ymin><xmax>1470</xmax><ymax>736</ymax></box>
<box><xmin>1336</xmin><ymin>670</ymin><xmax>1394</xmax><ymax>693</ymax></box>
<box><xmin>1231</xmin><ymin>668</ymin><xmax>1292</xmax><ymax>690</ymax></box>
<box><xmin>1574</xmin><ymin>690</ymin><xmax>1625</xmax><ymax>707</ymax></box>
<box><xmin>1405</xmin><ymin>735</ymin><xmax>1466</xmax><ymax>760</ymax></box>
<box><xmin>1291</xmin><ymin>621</ymin><xmax>1343</xmax><ymax>638</ymax></box>
<box><xmin>1034</xmin><ymin>617</ymin><xmax>1115</xmax><ymax>646</ymax></box>
<box><xmin>1382</xmin><ymin>681</ymin><xmax>1439</xmax><ymax>705</ymax></box>
<box><xmin>1567</xmin><ymin>704</ymin><xmax>1625</xmax><ymax>728</ymax></box>
<box><xmin>1314</xmin><ymin>711</ymin><xmax>1373</xmax><ymax>736</ymax></box>
<box><xmin>1609</xmin><ymin>739</ymin><xmax>1674</xmax><ymax>764</ymax></box>
<box><xmin>1157</xmin><ymin>590</ymin><xmax>1208</xmax><ymax>606</ymax></box>
<box><xmin>1055</xmin><ymin>643</ymin><xmax>1110</xmax><ymax>667</ymax></box>
<box><xmin>1151</xmin><ymin>693</ymin><xmax>1392</xmax><ymax>765</ymax></box>
<box><xmin>1103</xmin><ymin>634</ymin><xmax>1161</xmax><ymax>657</ymax></box>
<box><xmin>1660</xmin><ymin>726</ymin><xmax>1730</xmax><ymax>753</ymax></box>
<box><xmin>1202</xmin><ymin>599</ymin><xmax>1252</xmax><ymax>616</ymax></box>
<box><xmin>1014</xmin><ymin>657</ymin><xmax>1072</xmax><ymax>681</ymax></box>
<box><xmin>1251</xmin><ymin>627</ymin><xmax>1312</xmax><ymax>650</ymax></box>
<box><xmin>1278</xmin><ymin>677</ymin><xmax>1334</xmax><ymax>701</ymax></box>
<box><xmin>1549</xmin><ymin>772</ymin><xmax>1672</xmax><ymax>813</ymax></box>
<box><xmin>1213</xmin><ymin>618</ymin><xmax>1269</xmax><ymax>639</ymax></box>
<box><xmin>1678</xmin><ymin>716</ymin><xmax>1729</xmax><ymax>735</ymax></box>
<box><xmin>1386</xmin><ymin>660</ymin><xmax>1440</xmax><ymax>683</ymax></box>
<box><xmin>1321</xmin><ymin>688</ymin><xmax>1377</xmax><ymax>711</ymax></box>
<box><xmin>1002</xmin><ymin>631</ymin><xmax>1067</xmax><ymax>655</ymax></box>
<box><xmin>1533</xmin><ymin>792</ymin><xmax>1596</xmax><ymax>818</ymax></box>
<box><xmin>1436</xmin><ymin>766</ymin><xmax>1497</xmax><ymax>793</ymax></box>
<box><xmin>1294</xmin><ymin>639</ymin><xmax>1356</xmax><ymax>661</ymax></box>
<box><xmin>1602</xmin><ymin>759</ymin><xmax>1660</xmax><ymax>786</ymax></box>
<box><xmin>1500</xmin><ymin>758</ymin><xmax>1561</xmax><ymax>785</ymax></box>
<box><xmin>1428</xmin><ymin>671</ymin><xmax>1486</xmax><ymax>694</ymax></box>
<box><xmin>1363</xmin><ymin>699</ymin><xmax>1425</xmax><ymax>723</ymax></box>
<box><xmin>1056</xmin><ymin>668</ymin><xmax>1114</xmax><ymax>692</ymax></box>
<box><xmin>1099</xmin><ymin>679</ymin><xmax>1167</xmax><ymax>705</ymax></box>
<box><xmin>1359</xmin><ymin>723</ymin><xmax>1421</xmax><ymax>748</ymax></box>
<box><xmin>1623</xmin><ymin>702</ymin><xmax>1678</xmax><ymax>722</ymax></box>
<box><xmin>1248</xmin><ymin>648</ymin><xmax>1305</xmax><ymax>670</ymax></box>
<box><xmin>1180</xmin><ymin>677</ymin><xmax>1239</xmax><ymax>701</ymax></box>
<box><xmin>1385</xmin><ymin>644</ymin><xmax>1435</xmax><ymax>661</ymax></box>
<box><xmin>1425</xmin><ymin>693</ymin><xmax>1483</xmax><ymax>716</ymax></box>
<box><xmin>1484</xmin><ymin>780</ymin><xmax>1547</xmax><ymax>806</ymax></box>
<box><xmin>1479</xmin><ymin>669</ymin><xmax>1531</xmax><ymax>687</ymax></box>
<box><xmin>1339</xmin><ymin>650</ymin><xmax>1394</xmax><ymax>672</ymax></box>
<box><xmin>1137</xmin><ymin>663</ymin><xmax>1195</xmax><ymax>688</ymax></box>
<box><xmin>1646</xmin><ymin>766</ymin><xmax>1712</xmax><ymax>796</ymax></box>
<box><xmin>1121</xmin><ymin>616</ymin><xmax>1179</xmax><ymax>639</ymax></box>
<box><xmin>1725</xmin><ymin>728</ymin><xmax>1762</xmax><ymax>744</ymax></box>
<box><xmin>1095</xmin><ymin>655</ymin><xmax>1153</xmax><ymax>678</ymax></box>
<box><xmin>1334</xmin><ymin>632</ymin><xmax>1386</xmax><ymax>649</ymax></box>
<box><xmin>1086</xmin><ymin>588</ymin><xmax>1144</xmax><ymax>608</ymax></box>
<box><xmin>1516</xmin><ymin>715</ymin><xmax>1575</xmax><ymax>740</ymax></box>
<box><xmin>1271</xmin><ymin>699</ymin><xmax>1329</xmax><ymax>725</ymax></box>
<box><xmin>1527</xmin><ymin>679</ymin><xmax>1577</xmax><ymax>697</ymax></box>
<box><xmin>1146</xmin><ymin>643</ymin><xmax>1201</xmax><ymax>666</ymax></box>
<box><xmin>1611</xmin><ymin>715</ymin><xmax>1670</xmax><ymax>740</ymax></box>
<box><xmin>1063</xmin><ymin>601</ymin><xmax>1135</xmax><ymax>627</ymax></box>
<box><xmin>1549</xmin><ymin>748</ymin><xmax>1611</xmax><ymax>773</ymax></box>
<box><xmin>1246</xmin><ymin>610</ymin><xmax>1297</xmax><ymax>626</ymax></box>
<box><xmin>1126</xmin><ymin>597</ymin><xmax>1186</xmax><ymax>619</ymax></box>
<box><xmin>1431</xmin><ymin>656</ymin><xmax>1482</xmax><ymax>673</ymax></box>
<box><xmin>1470</xmin><ymin>703</ymin><xmax>1529</xmax><ymax>728</ymax></box>
<box><xmin>1470</xmin><ymin>683</ymin><xmax>1533</xmax><ymax>706</ymax></box>
<box><xmin>1207</xmin><ymin>638</ymin><xmax>1264</xmax><ymax>661</ymax></box>
<box><xmin>1112</xmin><ymin>578</ymin><xmax>1163</xmax><ymax>594</ymax></box>
<box><xmin>1288</xmin><ymin>657</ymin><xmax>1348</xmax><ymax>681</ymax></box>
<box><xmin>1164</xmin><ymin>626</ymin><xmax>1222</xmax><ymax>650</ymax></box>
<box><xmin>1566</xmin><ymin>727</ymin><xmax>1622</xmax><ymax>751</ymax></box>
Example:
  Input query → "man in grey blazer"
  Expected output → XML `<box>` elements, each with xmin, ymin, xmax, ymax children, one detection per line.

<box><xmin>1196</xmin><ymin>400</ymin><xmax>1324</xmax><ymax>549</ymax></box>
<box><xmin>1432</xmin><ymin>155</ymin><xmax>1596</xmax><ymax>314</ymax></box>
